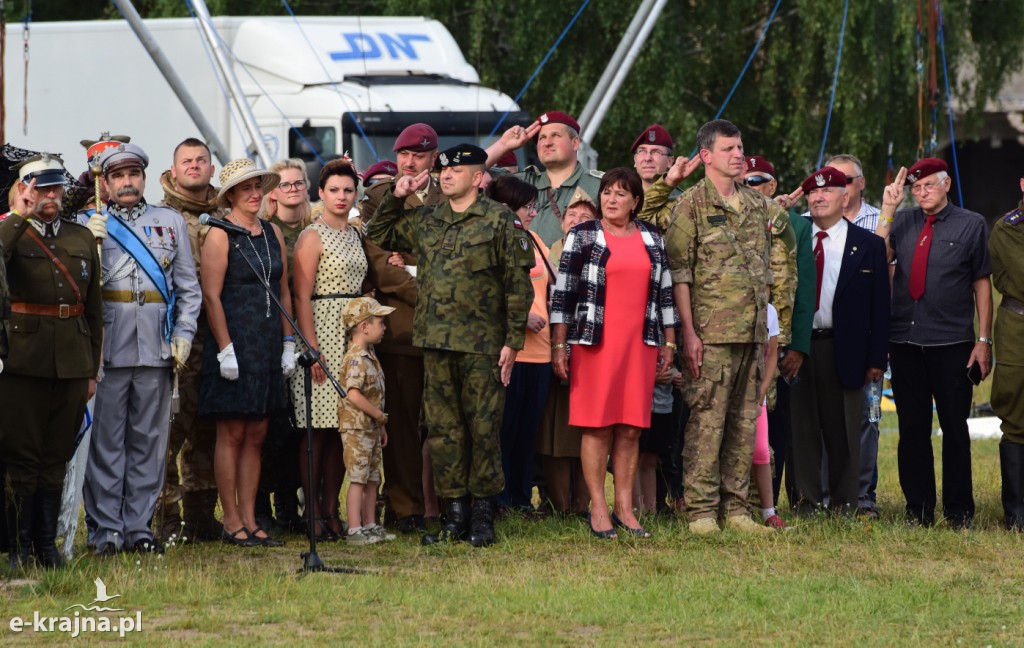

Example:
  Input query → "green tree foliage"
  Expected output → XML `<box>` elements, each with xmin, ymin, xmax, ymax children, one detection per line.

<box><xmin>8</xmin><ymin>1</ymin><xmax>1023</xmax><ymax>197</ymax></box>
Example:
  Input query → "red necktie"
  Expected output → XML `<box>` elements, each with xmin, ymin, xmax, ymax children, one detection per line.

<box><xmin>814</xmin><ymin>231</ymin><xmax>828</xmax><ymax>310</ymax></box>
<box><xmin>908</xmin><ymin>215</ymin><xmax>939</xmax><ymax>301</ymax></box>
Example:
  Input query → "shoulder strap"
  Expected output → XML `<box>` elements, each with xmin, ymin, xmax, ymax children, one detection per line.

<box><xmin>24</xmin><ymin>227</ymin><xmax>83</xmax><ymax>304</ymax></box>
<box><xmin>527</xmin><ymin>230</ymin><xmax>556</xmax><ymax>284</ymax></box>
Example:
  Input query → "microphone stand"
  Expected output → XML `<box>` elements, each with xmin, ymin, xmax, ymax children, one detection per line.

<box><xmin>227</xmin><ymin>232</ymin><xmax>364</xmax><ymax>575</ymax></box>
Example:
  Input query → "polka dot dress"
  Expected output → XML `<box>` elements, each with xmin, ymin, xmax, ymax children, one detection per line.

<box><xmin>291</xmin><ymin>219</ymin><xmax>368</xmax><ymax>429</ymax></box>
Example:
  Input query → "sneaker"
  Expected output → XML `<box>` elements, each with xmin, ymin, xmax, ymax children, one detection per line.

<box><xmin>346</xmin><ymin>528</ymin><xmax>382</xmax><ymax>545</ymax></box>
<box><xmin>764</xmin><ymin>514</ymin><xmax>789</xmax><ymax>530</ymax></box>
<box><xmin>688</xmin><ymin>517</ymin><xmax>720</xmax><ymax>535</ymax></box>
<box><xmin>726</xmin><ymin>514</ymin><xmax>774</xmax><ymax>534</ymax></box>
<box><xmin>367</xmin><ymin>525</ymin><xmax>396</xmax><ymax>541</ymax></box>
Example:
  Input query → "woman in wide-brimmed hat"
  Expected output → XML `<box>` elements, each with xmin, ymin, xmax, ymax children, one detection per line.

<box><xmin>198</xmin><ymin>158</ymin><xmax>295</xmax><ymax>548</ymax></box>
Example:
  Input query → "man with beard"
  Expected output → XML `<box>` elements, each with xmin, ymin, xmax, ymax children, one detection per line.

<box><xmin>153</xmin><ymin>138</ymin><xmax>224</xmax><ymax>542</ymax></box>
<box><xmin>0</xmin><ymin>154</ymin><xmax>103</xmax><ymax>568</ymax></box>
<box><xmin>84</xmin><ymin>143</ymin><xmax>201</xmax><ymax>555</ymax></box>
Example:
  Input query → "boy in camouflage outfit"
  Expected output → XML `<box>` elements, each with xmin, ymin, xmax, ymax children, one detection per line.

<box><xmin>339</xmin><ymin>297</ymin><xmax>397</xmax><ymax>545</ymax></box>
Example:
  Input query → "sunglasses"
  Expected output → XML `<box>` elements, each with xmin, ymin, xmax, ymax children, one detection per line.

<box><xmin>744</xmin><ymin>175</ymin><xmax>773</xmax><ymax>187</ymax></box>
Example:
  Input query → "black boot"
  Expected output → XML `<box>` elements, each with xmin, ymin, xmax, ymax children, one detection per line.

<box><xmin>421</xmin><ymin>497</ymin><xmax>469</xmax><ymax>546</ymax></box>
<box><xmin>272</xmin><ymin>488</ymin><xmax>304</xmax><ymax>533</ymax></box>
<box><xmin>182</xmin><ymin>490</ymin><xmax>222</xmax><ymax>541</ymax></box>
<box><xmin>468</xmin><ymin>497</ymin><xmax>497</xmax><ymax>548</ymax></box>
<box><xmin>6</xmin><ymin>485</ymin><xmax>35</xmax><ymax>571</ymax></box>
<box><xmin>31</xmin><ymin>488</ymin><xmax>65</xmax><ymax>568</ymax></box>
<box><xmin>1001</xmin><ymin>443</ymin><xmax>1024</xmax><ymax>531</ymax></box>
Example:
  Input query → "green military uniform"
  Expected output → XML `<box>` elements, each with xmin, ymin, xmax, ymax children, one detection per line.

<box><xmin>516</xmin><ymin>163</ymin><xmax>602</xmax><ymax>247</ymax></box>
<box><xmin>990</xmin><ymin>203</ymin><xmax>1024</xmax><ymax>529</ymax></box>
<box><xmin>367</xmin><ymin>189</ymin><xmax>534</xmax><ymax>498</ymax></box>
<box><xmin>0</xmin><ymin>210</ymin><xmax>103</xmax><ymax>564</ymax></box>
<box><xmin>155</xmin><ymin>170</ymin><xmax>222</xmax><ymax>540</ymax></box>
<box><xmin>639</xmin><ymin>176</ymin><xmax>795</xmax><ymax>522</ymax></box>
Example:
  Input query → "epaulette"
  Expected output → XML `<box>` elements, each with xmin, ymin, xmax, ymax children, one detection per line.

<box><xmin>1003</xmin><ymin>208</ymin><xmax>1024</xmax><ymax>225</ymax></box>
<box><xmin>588</xmin><ymin>169</ymin><xmax>604</xmax><ymax>179</ymax></box>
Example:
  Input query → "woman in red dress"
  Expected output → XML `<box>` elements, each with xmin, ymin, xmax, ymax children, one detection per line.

<box><xmin>550</xmin><ymin>168</ymin><xmax>677</xmax><ymax>539</ymax></box>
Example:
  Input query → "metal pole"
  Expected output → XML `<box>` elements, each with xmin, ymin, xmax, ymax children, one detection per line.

<box><xmin>187</xmin><ymin>0</ymin><xmax>273</xmax><ymax>168</ymax></box>
<box><xmin>113</xmin><ymin>0</ymin><xmax>230</xmax><ymax>165</ymax></box>
<box><xmin>578</xmin><ymin>0</ymin><xmax>668</xmax><ymax>167</ymax></box>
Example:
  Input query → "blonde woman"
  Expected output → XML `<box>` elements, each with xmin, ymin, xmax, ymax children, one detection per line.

<box><xmin>259</xmin><ymin>158</ymin><xmax>312</xmax><ymax>260</ymax></box>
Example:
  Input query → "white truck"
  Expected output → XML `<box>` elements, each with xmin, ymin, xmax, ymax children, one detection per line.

<box><xmin>1</xmin><ymin>15</ymin><xmax>530</xmax><ymax>199</ymax></box>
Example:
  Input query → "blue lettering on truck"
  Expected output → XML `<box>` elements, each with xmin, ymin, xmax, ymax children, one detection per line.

<box><xmin>329</xmin><ymin>33</ymin><xmax>432</xmax><ymax>61</ymax></box>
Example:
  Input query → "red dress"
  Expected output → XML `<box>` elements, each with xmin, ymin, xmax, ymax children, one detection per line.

<box><xmin>569</xmin><ymin>230</ymin><xmax>658</xmax><ymax>428</ymax></box>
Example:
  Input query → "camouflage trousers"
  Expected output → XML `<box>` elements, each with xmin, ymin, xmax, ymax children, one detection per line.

<box><xmin>423</xmin><ymin>349</ymin><xmax>506</xmax><ymax>499</ymax></box>
<box><xmin>341</xmin><ymin>427</ymin><xmax>383</xmax><ymax>485</ymax></box>
<box><xmin>161</xmin><ymin>323</ymin><xmax>217</xmax><ymax>509</ymax></box>
<box><xmin>682</xmin><ymin>342</ymin><xmax>761</xmax><ymax>521</ymax></box>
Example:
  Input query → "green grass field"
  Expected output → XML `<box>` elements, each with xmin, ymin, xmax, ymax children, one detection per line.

<box><xmin>2</xmin><ymin>422</ymin><xmax>1022</xmax><ymax>646</ymax></box>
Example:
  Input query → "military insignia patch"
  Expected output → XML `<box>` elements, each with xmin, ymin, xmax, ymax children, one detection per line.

<box><xmin>648</xmin><ymin>130</ymin><xmax>656</xmax><ymax>142</ymax></box>
<box><xmin>1003</xmin><ymin>209</ymin><xmax>1024</xmax><ymax>225</ymax></box>
<box><xmin>907</xmin><ymin>173</ymin><xmax>918</xmax><ymax>184</ymax></box>
<box><xmin>519</xmin><ymin>238</ymin><xmax>529</xmax><ymax>251</ymax></box>
<box><xmin>540</xmin><ymin>113</ymin><xmax>550</xmax><ymax>124</ymax></box>
<box><xmin>513</xmin><ymin>219</ymin><xmax>524</xmax><ymax>229</ymax></box>
<box><xmin>438</xmin><ymin>153</ymin><xmax>448</xmax><ymax>166</ymax></box>
<box><xmin>815</xmin><ymin>174</ymin><xmax>825</xmax><ymax>187</ymax></box>
<box><xmin>749</xmin><ymin>158</ymin><xmax>756</xmax><ymax>168</ymax></box>
<box><xmin>81</xmin><ymin>259</ymin><xmax>89</xmax><ymax>280</ymax></box>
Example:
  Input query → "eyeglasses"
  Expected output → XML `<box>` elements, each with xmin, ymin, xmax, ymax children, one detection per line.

<box><xmin>845</xmin><ymin>174</ymin><xmax>864</xmax><ymax>182</ymax></box>
<box><xmin>278</xmin><ymin>180</ymin><xmax>307</xmax><ymax>192</ymax></box>
<box><xmin>523</xmin><ymin>201</ymin><xmax>538</xmax><ymax>212</ymax></box>
<box><xmin>633</xmin><ymin>147</ymin><xmax>670</xmax><ymax>159</ymax></box>
<box><xmin>744</xmin><ymin>175</ymin><xmax>773</xmax><ymax>187</ymax></box>
<box><xmin>911</xmin><ymin>179</ymin><xmax>946</xmax><ymax>195</ymax></box>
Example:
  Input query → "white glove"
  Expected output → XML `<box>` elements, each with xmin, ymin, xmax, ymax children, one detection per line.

<box><xmin>171</xmin><ymin>336</ymin><xmax>191</xmax><ymax>367</ymax></box>
<box><xmin>86</xmin><ymin>211</ymin><xmax>107</xmax><ymax>240</ymax></box>
<box><xmin>0</xmin><ymin>357</ymin><xmax>4</xmax><ymax>374</ymax></box>
<box><xmin>217</xmin><ymin>343</ymin><xmax>239</xmax><ymax>381</ymax></box>
<box><xmin>281</xmin><ymin>340</ymin><xmax>296</xmax><ymax>378</ymax></box>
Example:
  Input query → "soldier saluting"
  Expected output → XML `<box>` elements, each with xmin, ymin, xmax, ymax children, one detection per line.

<box><xmin>367</xmin><ymin>144</ymin><xmax>534</xmax><ymax>547</ymax></box>
<box><xmin>0</xmin><ymin>154</ymin><xmax>103</xmax><ymax>569</ymax></box>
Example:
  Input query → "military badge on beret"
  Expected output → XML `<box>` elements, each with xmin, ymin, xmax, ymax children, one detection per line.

<box><xmin>815</xmin><ymin>174</ymin><xmax>825</xmax><ymax>187</ymax></box>
<box><xmin>540</xmin><ymin>114</ymin><xmax>549</xmax><ymax>124</ymax></box>
<box><xmin>438</xmin><ymin>153</ymin><xmax>448</xmax><ymax>166</ymax></box>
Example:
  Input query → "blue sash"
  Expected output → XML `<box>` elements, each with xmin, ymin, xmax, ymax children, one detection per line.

<box><xmin>102</xmin><ymin>210</ymin><xmax>176</xmax><ymax>342</ymax></box>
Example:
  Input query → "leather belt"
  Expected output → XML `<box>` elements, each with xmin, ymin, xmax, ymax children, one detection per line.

<box><xmin>811</xmin><ymin>328</ymin><xmax>834</xmax><ymax>339</ymax></box>
<box><xmin>11</xmin><ymin>302</ymin><xmax>84</xmax><ymax>319</ymax></box>
<box><xmin>312</xmin><ymin>293</ymin><xmax>361</xmax><ymax>300</ymax></box>
<box><xmin>1002</xmin><ymin>295</ymin><xmax>1024</xmax><ymax>317</ymax></box>
<box><xmin>102</xmin><ymin>289</ymin><xmax>165</xmax><ymax>304</ymax></box>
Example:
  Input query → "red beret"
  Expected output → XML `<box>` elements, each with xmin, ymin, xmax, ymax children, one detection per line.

<box><xmin>495</xmin><ymin>150</ymin><xmax>518</xmax><ymax>168</ymax></box>
<box><xmin>905</xmin><ymin>157</ymin><xmax>948</xmax><ymax>185</ymax></box>
<box><xmin>745</xmin><ymin>155</ymin><xmax>776</xmax><ymax>179</ymax></box>
<box><xmin>392</xmin><ymin>123</ymin><xmax>438</xmax><ymax>153</ymax></box>
<box><xmin>631</xmin><ymin>124</ymin><xmax>674</xmax><ymax>153</ymax></box>
<box><xmin>537</xmin><ymin>111</ymin><xmax>580</xmax><ymax>134</ymax></box>
<box><xmin>361</xmin><ymin>160</ymin><xmax>398</xmax><ymax>180</ymax></box>
<box><xmin>800</xmin><ymin>166</ymin><xmax>848</xmax><ymax>195</ymax></box>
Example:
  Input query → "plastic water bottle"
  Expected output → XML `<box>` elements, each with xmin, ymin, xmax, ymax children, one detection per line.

<box><xmin>867</xmin><ymin>380</ymin><xmax>882</xmax><ymax>423</ymax></box>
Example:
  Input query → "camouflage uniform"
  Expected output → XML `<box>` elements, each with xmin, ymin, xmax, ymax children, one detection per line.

<box><xmin>639</xmin><ymin>176</ymin><xmax>795</xmax><ymax>521</ymax></box>
<box><xmin>155</xmin><ymin>171</ymin><xmax>222</xmax><ymax>538</ymax></box>
<box><xmin>516</xmin><ymin>163</ymin><xmax>602</xmax><ymax>247</ymax></box>
<box><xmin>367</xmin><ymin>190</ymin><xmax>534</xmax><ymax>498</ymax></box>
<box><xmin>338</xmin><ymin>343</ymin><xmax>386</xmax><ymax>484</ymax></box>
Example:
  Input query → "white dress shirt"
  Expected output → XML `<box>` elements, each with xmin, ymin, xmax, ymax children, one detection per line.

<box><xmin>812</xmin><ymin>217</ymin><xmax>848</xmax><ymax>329</ymax></box>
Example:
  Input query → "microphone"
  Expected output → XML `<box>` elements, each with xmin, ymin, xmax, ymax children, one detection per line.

<box><xmin>199</xmin><ymin>213</ymin><xmax>251</xmax><ymax>237</ymax></box>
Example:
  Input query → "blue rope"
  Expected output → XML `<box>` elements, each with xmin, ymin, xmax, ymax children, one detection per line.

<box><xmin>487</xmin><ymin>0</ymin><xmax>590</xmax><ymax>139</ymax></box>
<box><xmin>280</xmin><ymin>0</ymin><xmax>379</xmax><ymax>161</ymax></box>
<box><xmin>935</xmin><ymin>1</ymin><xmax>963</xmax><ymax>206</ymax></box>
<box><xmin>689</xmin><ymin>0</ymin><xmax>782</xmax><ymax>158</ymax></box>
<box><xmin>817</xmin><ymin>0</ymin><xmax>850</xmax><ymax>168</ymax></box>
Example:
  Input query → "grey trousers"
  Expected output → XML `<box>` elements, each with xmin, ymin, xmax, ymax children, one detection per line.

<box><xmin>84</xmin><ymin>366</ymin><xmax>171</xmax><ymax>547</ymax></box>
<box><xmin>858</xmin><ymin>380</ymin><xmax>881</xmax><ymax>508</ymax></box>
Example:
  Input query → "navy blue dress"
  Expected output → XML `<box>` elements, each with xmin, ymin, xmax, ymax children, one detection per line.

<box><xmin>199</xmin><ymin>220</ymin><xmax>286</xmax><ymax>419</ymax></box>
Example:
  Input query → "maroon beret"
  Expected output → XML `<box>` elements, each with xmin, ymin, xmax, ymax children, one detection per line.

<box><xmin>392</xmin><ymin>123</ymin><xmax>438</xmax><ymax>153</ymax></box>
<box><xmin>745</xmin><ymin>155</ymin><xmax>776</xmax><ymax>179</ymax></box>
<box><xmin>536</xmin><ymin>111</ymin><xmax>580</xmax><ymax>134</ymax></box>
<box><xmin>361</xmin><ymin>160</ymin><xmax>398</xmax><ymax>180</ymax></box>
<box><xmin>495</xmin><ymin>150</ymin><xmax>518</xmax><ymax>168</ymax></box>
<box><xmin>905</xmin><ymin>157</ymin><xmax>948</xmax><ymax>185</ymax></box>
<box><xmin>631</xmin><ymin>124</ymin><xmax>674</xmax><ymax>153</ymax></box>
<box><xmin>800</xmin><ymin>166</ymin><xmax>848</xmax><ymax>195</ymax></box>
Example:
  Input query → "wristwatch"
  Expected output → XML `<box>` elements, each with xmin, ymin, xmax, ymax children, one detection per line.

<box><xmin>979</xmin><ymin>337</ymin><xmax>993</xmax><ymax>345</ymax></box>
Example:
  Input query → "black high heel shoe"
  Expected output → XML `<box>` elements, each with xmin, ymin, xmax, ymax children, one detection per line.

<box><xmin>612</xmin><ymin>513</ymin><xmax>652</xmax><ymax>538</ymax></box>
<box><xmin>588</xmin><ymin>513</ymin><xmax>617</xmax><ymax>540</ymax></box>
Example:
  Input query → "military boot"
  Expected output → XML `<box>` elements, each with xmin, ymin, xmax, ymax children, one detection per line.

<box><xmin>468</xmin><ymin>497</ymin><xmax>497</xmax><ymax>548</ymax></box>
<box><xmin>182</xmin><ymin>490</ymin><xmax>222</xmax><ymax>541</ymax></box>
<box><xmin>154</xmin><ymin>497</ymin><xmax>184</xmax><ymax>543</ymax></box>
<box><xmin>6</xmin><ymin>486</ymin><xmax>35</xmax><ymax>571</ymax></box>
<box><xmin>273</xmin><ymin>487</ymin><xmax>305</xmax><ymax>533</ymax></box>
<box><xmin>421</xmin><ymin>498</ymin><xmax>469</xmax><ymax>546</ymax></box>
<box><xmin>31</xmin><ymin>488</ymin><xmax>65</xmax><ymax>568</ymax></box>
<box><xmin>1000</xmin><ymin>443</ymin><xmax>1024</xmax><ymax>531</ymax></box>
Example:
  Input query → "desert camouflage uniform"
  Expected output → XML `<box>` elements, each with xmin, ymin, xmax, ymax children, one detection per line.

<box><xmin>639</xmin><ymin>176</ymin><xmax>795</xmax><ymax>521</ymax></box>
<box><xmin>367</xmin><ymin>190</ymin><xmax>533</xmax><ymax>498</ymax></box>
<box><xmin>339</xmin><ymin>343</ymin><xmax>385</xmax><ymax>484</ymax></box>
